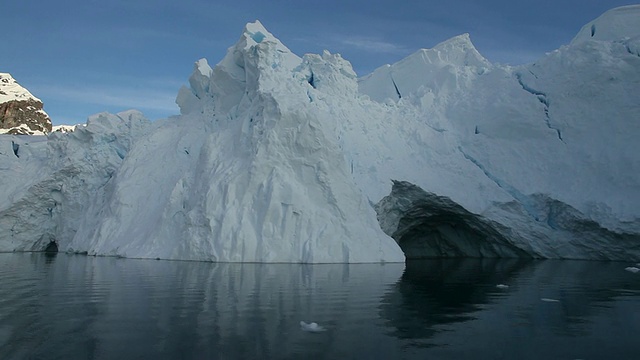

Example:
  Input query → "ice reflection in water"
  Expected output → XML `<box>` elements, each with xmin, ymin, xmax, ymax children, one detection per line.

<box><xmin>0</xmin><ymin>254</ymin><xmax>639</xmax><ymax>359</ymax></box>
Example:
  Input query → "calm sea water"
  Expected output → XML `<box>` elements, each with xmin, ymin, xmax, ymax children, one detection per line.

<box><xmin>1</xmin><ymin>253</ymin><xmax>639</xmax><ymax>359</ymax></box>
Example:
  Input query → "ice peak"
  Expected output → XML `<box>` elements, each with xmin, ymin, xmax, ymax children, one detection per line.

<box><xmin>433</xmin><ymin>33</ymin><xmax>473</xmax><ymax>49</ymax></box>
<box><xmin>233</xmin><ymin>20</ymin><xmax>301</xmax><ymax>70</ymax></box>
<box><xmin>358</xmin><ymin>33</ymin><xmax>490</xmax><ymax>103</ymax></box>
<box><xmin>243</xmin><ymin>20</ymin><xmax>271</xmax><ymax>44</ymax></box>
<box><xmin>418</xmin><ymin>33</ymin><xmax>489</xmax><ymax>68</ymax></box>
<box><xmin>177</xmin><ymin>20</ymin><xmax>303</xmax><ymax>115</ymax></box>
<box><xmin>571</xmin><ymin>5</ymin><xmax>640</xmax><ymax>45</ymax></box>
<box><xmin>236</xmin><ymin>20</ymin><xmax>293</xmax><ymax>56</ymax></box>
<box><xmin>194</xmin><ymin>58</ymin><xmax>213</xmax><ymax>77</ymax></box>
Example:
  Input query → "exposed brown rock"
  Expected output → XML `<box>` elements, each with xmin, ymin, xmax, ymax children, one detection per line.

<box><xmin>0</xmin><ymin>73</ymin><xmax>53</xmax><ymax>135</ymax></box>
<box><xmin>0</xmin><ymin>98</ymin><xmax>52</xmax><ymax>135</ymax></box>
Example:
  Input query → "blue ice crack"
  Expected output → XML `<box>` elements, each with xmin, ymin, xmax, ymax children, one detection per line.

<box><xmin>515</xmin><ymin>73</ymin><xmax>564</xmax><ymax>143</ymax></box>
<box><xmin>458</xmin><ymin>146</ymin><xmax>539</xmax><ymax>221</ymax></box>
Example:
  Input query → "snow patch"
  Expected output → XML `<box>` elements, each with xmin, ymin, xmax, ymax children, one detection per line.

<box><xmin>0</xmin><ymin>73</ymin><xmax>42</xmax><ymax>104</ymax></box>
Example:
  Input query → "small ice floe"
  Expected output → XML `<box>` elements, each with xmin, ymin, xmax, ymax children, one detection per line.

<box><xmin>300</xmin><ymin>321</ymin><xmax>326</xmax><ymax>333</ymax></box>
<box><xmin>496</xmin><ymin>284</ymin><xmax>509</xmax><ymax>289</ymax></box>
<box><xmin>625</xmin><ymin>266</ymin><xmax>640</xmax><ymax>273</ymax></box>
<box><xmin>541</xmin><ymin>298</ymin><xmax>560</xmax><ymax>303</ymax></box>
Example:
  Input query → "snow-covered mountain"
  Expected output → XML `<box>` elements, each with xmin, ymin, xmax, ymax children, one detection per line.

<box><xmin>0</xmin><ymin>5</ymin><xmax>639</xmax><ymax>262</ymax></box>
<box><xmin>0</xmin><ymin>73</ymin><xmax>52</xmax><ymax>135</ymax></box>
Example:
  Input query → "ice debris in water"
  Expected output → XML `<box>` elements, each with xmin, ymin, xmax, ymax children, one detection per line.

<box><xmin>300</xmin><ymin>321</ymin><xmax>326</xmax><ymax>332</ymax></box>
<box><xmin>541</xmin><ymin>298</ymin><xmax>560</xmax><ymax>303</ymax></box>
<box><xmin>625</xmin><ymin>267</ymin><xmax>640</xmax><ymax>273</ymax></box>
<box><xmin>496</xmin><ymin>284</ymin><xmax>509</xmax><ymax>289</ymax></box>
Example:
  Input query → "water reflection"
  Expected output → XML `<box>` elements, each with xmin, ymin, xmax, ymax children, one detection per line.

<box><xmin>0</xmin><ymin>254</ymin><xmax>405</xmax><ymax>360</ymax></box>
<box><xmin>379</xmin><ymin>258</ymin><xmax>531</xmax><ymax>347</ymax></box>
<box><xmin>0</xmin><ymin>254</ymin><xmax>639</xmax><ymax>359</ymax></box>
<box><xmin>382</xmin><ymin>259</ymin><xmax>640</xmax><ymax>358</ymax></box>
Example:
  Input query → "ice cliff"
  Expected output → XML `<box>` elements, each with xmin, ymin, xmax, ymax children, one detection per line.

<box><xmin>0</xmin><ymin>111</ymin><xmax>150</xmax><ymax>252</ymax></box>
<box><xmin>360</xmin><ymin>6</ymin><xmax>640</xmax><ymax>259</ymax></box>
<box><xmin>1</xmin><ymin>6</ymin><xmax>639</xmax><ymax>262</ymax></box>
<box><xmin>1</xmin><ymin>22</ymin><xmax>404</xmax><ymax>263</ymax></box>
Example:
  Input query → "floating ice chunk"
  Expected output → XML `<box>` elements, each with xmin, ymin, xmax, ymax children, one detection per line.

<box><xmin>625</xmin><ymin>266</ymin><xmax>640</xmax><ymax>273</ymax></box>
<box><xmin>496</xmin><ymin>284</ymin><xmax>509</xmax><ymax>289</ymax></box>
<box><xmin>300</xmin><ymin>321</ymin><xmax>326</xmax><ymax>332</ymax></box>
<box><xmin>541</xmin><ymin>298</ymin><xmax>560</xmax><ymax>302</ymax></box>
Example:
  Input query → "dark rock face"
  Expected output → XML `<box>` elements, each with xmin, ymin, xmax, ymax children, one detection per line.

<box><xmin>0</xmin><ymin>99</ymin><xmax>52</xmax><ymax>135</ymax></box>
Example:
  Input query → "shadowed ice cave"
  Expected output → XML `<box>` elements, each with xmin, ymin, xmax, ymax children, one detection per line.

<box><xmin>375</xmin><ymin>181</ymin><xmax>531</xmax><ymax>259</ymax></box>
<box><xmin>375</xmin><ymin>180</ymin><xmax>640</xmax><ymax>260</ymax></box>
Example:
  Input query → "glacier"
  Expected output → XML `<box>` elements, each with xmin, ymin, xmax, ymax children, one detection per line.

<box><xmin>1</xmin><ymin>6</ymin><xmax>639</xmax><ymax>262</ymax></box>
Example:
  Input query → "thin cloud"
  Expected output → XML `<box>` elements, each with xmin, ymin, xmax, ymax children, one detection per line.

<box><xmin>29</xmin><ymin>72</ymin><xmax>184</xmax><ymax>115</ymax></box>
<box><xmin>337</xmin><ymin>36</ymin><xmax>408</xmax><ymax>54</ymax></box>
<box><xmin>36</xmin><ymin>84</ymin><xmax>179</xmax><ymax>113</ymax></box>
<box><xmin>481</xmin><ymin>48</ymin><xmax>545</xmax><ymax>65</ymax></box>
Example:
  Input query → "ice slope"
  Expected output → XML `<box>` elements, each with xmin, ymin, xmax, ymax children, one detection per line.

<box><xmin>66</xmin><ymin>22</ymin><xmax>405</xmax><ymax>263</ymax></box>
<box><xmin>571</xmin><ymin>5</ymin><xmax>640</xmax><ymax>44</ymax></box>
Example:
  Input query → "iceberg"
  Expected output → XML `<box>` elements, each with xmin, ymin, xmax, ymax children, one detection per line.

<box><xmin>1</xmin><ymin>7</ymin><xmax>639</xmax><ymax>262</ymax></box>
<box><xmin>1</xmin><ymin>21</ymin><xmax>404</xmax><ymax>263</ymax></box>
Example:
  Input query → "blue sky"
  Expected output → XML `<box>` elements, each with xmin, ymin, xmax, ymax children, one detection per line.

<box><xmin>2</xmin><ymin>0</ymin><xmax>634</xmax><ymax>125</ymax></box>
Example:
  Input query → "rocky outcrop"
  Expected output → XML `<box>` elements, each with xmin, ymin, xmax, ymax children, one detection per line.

<box><xmin>0</xmin><ymin>73</ymin><xmax>52</xmax><ymax>135</ymax></box>
<box><xmin>0</xmin><ymin>99</ymin><xmax>52</xmax><ymax>135</ymax></box>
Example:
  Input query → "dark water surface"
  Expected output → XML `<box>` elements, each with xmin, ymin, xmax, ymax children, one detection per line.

<box><xmin>1</xmin><ymin>253</ymin><xmax>639</xmax><ymax>359</ymax></box>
